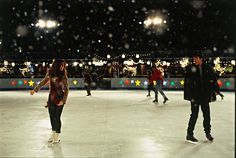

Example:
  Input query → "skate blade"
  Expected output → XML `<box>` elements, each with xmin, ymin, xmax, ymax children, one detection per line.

<box><xmin>204</xmin><ymin>139</ymin><xmax>213</xmax><ymax>143</ymax></box>
<box><xmin>186</xmin><ymin>140</ymin><xmax>198</xmax><ymax>144</ymax></box>
<box><xmin>52</xmin><ymin>140</ymin><xmax>61</xmax><ymax>144</ymax></box>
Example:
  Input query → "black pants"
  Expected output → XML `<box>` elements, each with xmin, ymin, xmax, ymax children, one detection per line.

<box><xmin>86</xmin><ymin>83</ymin><xmax>91</xmax><ymax>95</ymax></box>
<box><xmin>147</xmin><ymin>84</ymin><xmax>155</xmax><ymax>95</ymax></box>
<box><xmin>187</xmin><ymin>102</ymin><xmax>211</xmax><ymax>135</ymax></box>
<box><xmin>154</xmin><ymin>80</ymin><xmax>167</xmax><ymax>101</ymax></box>
<box><xmin>48</xmin><ymin>101</ymin><xmax>64</xmax><ymax>133</ymax></box>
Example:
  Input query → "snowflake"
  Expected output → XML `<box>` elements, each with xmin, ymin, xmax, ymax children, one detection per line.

<box><xmin>124</xmin><ymin>43</ymin><xmax>130</xmax><ymax>49</ymax></box>
<box><xmin>108</xmin><ymin>6</ymin><xmax>115</xmax><ymax>12</ymax></box>
<box><xmin>108</xmin><ymin>33</ymin><xmax>113</xmax><ymax>38</ymax></box>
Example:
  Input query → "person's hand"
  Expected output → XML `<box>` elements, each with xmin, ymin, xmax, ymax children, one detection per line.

<box><xmin>57</xmin><ymin>101</ymin><xmax>64</xmax><ymax>106</ymax></box>
<box><xmin>191</xmin><ymin>99</ymin><xmax>198</xmax><ymax>106</ymax></box>
<box><xmin>30</xmin><ymin>90</ymin><xmax>35</xmax><ymax>95</ymax></box>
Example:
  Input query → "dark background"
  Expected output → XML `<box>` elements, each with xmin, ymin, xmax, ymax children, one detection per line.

<box><xmin>0</xmin><ymin>0</ymin><xmax>235</xmax><ymax>59</ymax></box>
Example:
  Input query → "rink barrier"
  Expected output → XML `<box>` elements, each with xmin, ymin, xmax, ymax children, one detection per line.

<box><xmin>0</xmin><ymin>77</ymin><xmax>234</xmax><ymax>91</ymax></box>
<box><xmin>110</xmin><ymin>77</ymin><xmax>235</xmax><ymax>91</ymax></box>
<box><xmin>0</xmin><ymin>78</ymin><xmax>84</xmax><ymax>90</ymax></box>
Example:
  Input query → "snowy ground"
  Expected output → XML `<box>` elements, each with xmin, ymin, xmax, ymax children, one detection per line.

<box><xmin>0</xmin><ymin>90</ymin><xmax>234</xmax><ymax>158</ymax></box>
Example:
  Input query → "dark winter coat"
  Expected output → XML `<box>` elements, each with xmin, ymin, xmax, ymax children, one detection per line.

<box><xmin>184</xmin><ymin>63</ymin><xmax>217</xmax><ymax>104</ymax></box>
<box><xmin>84</xmin><ymin>73</ymin><xmax>92</xmax><ymax>84</ymax></box>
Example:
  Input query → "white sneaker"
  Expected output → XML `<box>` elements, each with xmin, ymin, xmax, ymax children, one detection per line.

<box><xmin>48</xmin><ymin>131</ymin><xmax>56</xmax><ymax>142</ymax></box>
<box><xmin>53</xmin><ymin>133</ymin><xmax>60</xmax><ymax>143</ymax></box>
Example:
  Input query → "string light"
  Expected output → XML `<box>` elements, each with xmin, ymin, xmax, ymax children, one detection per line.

<box><xmin>35</xmin><ymin>19</ymin><xmax>58</xmax><ymax>29</ymax></box>
<box><xmin>231</xmin><ymin>60</ymin><xmax>235</xmax><ymax>65</ymax></box>
<box><xmin>73</xmin><ymin>62</ymin><xmax>78</xmax><ymax>66</ymax></box>
<box><xmin>4</xmin><ymin>60</ymin><xmax>8</xmax><ymax>66</ymax></box>
<box><xmin>180</xmin><ymin>58</ymin><xmax>189</xmax><ymax>68</ymax></box>
<box><xmin>94</xmin><ymin>52</ymin><xmax>152</xmax><ymax>60</ymax></box>
<box><xmin>214</xmin><ymin>57</ymin><xmax>225</xmax><ymax>76</ymax></box>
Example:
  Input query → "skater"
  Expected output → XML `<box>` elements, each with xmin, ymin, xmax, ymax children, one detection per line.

<box><xmin>146</xmin><ymin>70</ymin><xmax>155</xmax><ymax>97</ymax></box>
<box><xmin>30</xmin><ymin>59</ymin><xmax>69</xmax><ymax>143</ymax></box>
<box><xmin>215</xmin><ymin>80</ymin><xmax>224</xmax><ymax>100</ymax></box>
<box><xmin>184</xmin><ymin>53</ymin><xmax>217</xmax><ymax>143</ymax></box>
<box><xmin>82</xmin><ymin>70</ymin><xmax>92</xmax><ymax>96</ymax></box>
<box><xmin>151</xmin><ymin>65</ymin><xmax>168</xmax><ymax>103</ymax></box>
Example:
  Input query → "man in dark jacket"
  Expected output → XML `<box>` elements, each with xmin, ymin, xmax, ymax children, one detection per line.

<box><xmin>184</xmin><ymin>53</ymin><xmax>217</xmax><ymax>143</ymax></box>
<box><xmin>82</xmin><ymin>70</ymin><xmax>92</xmax><ymax>96</ymax></box>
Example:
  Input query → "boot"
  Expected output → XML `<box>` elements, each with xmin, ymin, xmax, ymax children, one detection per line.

<box><xmin>48</xmin><ymin>131</ymin><xmax>55</xmax><ymax>142</ymax></box>
<box><xmin>153</xmin><ymin>99</ymin><xmax>158</xmax><ymax>103</ymax></box>
<box><xmin>206</xmin><ymin>133</ymin><xmax>214</xmax><ymax>141</ymax></box>
<box><xmin>163</xmin><ymin>98</ymin><xmax>169</xmax><ymax>104</ymax></box>
<box><xmin>53</xmin><ymin>133</ymin><xmax>60</xmax><ymax>143</ymax></box>
<box><xmin>220</xmin><ymin>94</ymin><xmax>224</xmax><ymax>100</ymax></box>
<box><xmin>186</xmin><ymin>134</ymin><xmax>198</xmax><ymax>144</ymax></box>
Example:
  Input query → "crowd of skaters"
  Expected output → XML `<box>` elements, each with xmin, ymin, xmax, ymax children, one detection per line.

<box><xmin>29</xmin><ymin>53</ymin><xmax>224</xmax><ymax>144</ymax></box>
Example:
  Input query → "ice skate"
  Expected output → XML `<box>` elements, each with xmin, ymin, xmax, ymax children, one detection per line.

<box><xmin>153</xmin><ymin>99</ymin><xmax>158</xmax><ymax>103</ymax></box>
<box><xmin>52</xmin><ymin>133</ymin><xmax>60</xmax><ymax>144</ymax></box>
<box><xmin>163</xmin><ymin>98</ymin><xmax>169</xmax><ymax>104</ymax></box>
<box><xmin>48</xmin><ymin>131</ymin><xmax>56</xmax><ymax>143</ymax></box>
<box><xmin>206</xmin><ymin>133</ymin><xmax>214</xmax><ymax>142</ymax></box>
<box><xmin>186</xmin><ymin>135</ymin><xmax>198</xmax><ymax>144</ymax></box>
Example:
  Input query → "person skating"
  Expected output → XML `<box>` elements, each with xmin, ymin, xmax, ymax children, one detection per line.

<box><xmin>30</xmin><ymin>59</ymin><xmax>69</xmax><ymax>143</ymax></box>
<box><xmin>146</xmin><ymin>70</ymin><xmax>155</xmax><ymax>97</ymax></box>
<box><xmin>151</xmin><ymin>65</ymin><xmax>168</xmax><ymax>104</ymax></box>
<box><xmin>215</xmin><ymin>82</ymin><xmax>224</xmax><ymax>100</ymax></box>
<box><xmin>184</xmin><ymin>53</ymin><xmax>217</xmax><ymax>143</ymax></box>
<box><xmin>82</xmin><ymin>70</ymin><xmax>92</xmax><ymax>96</ymax></box>
<box><xmin>214</xmin><ymin>78</ymin><xmax>224</xmax><ymax>100</ymax></box>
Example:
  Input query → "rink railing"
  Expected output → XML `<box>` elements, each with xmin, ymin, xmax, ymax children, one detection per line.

<box><xmin>0</xmin><ymin>77</ymin><xmax>234</xmax><ymax>91</ymax></box>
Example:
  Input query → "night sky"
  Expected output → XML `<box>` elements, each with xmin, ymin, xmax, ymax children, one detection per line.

<box><xmin>0</xmin><ymin>0</ymin><xmax>235</xmax><ymax>59</ymax></box>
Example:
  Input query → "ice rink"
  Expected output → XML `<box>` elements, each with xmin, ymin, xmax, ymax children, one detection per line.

<box><xmin>0</xmin><ymin>90</ymin><xmax>234</xmax><ymax>158</ymax></box>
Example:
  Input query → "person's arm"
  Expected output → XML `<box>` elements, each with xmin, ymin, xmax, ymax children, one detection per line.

<box><xmin>184</xmin><ymin>65</ymin><xmax>193</xmax><ymax>101</ymax></box>
<box><xmin>89</xmin><ymin>73</ymin><xmax>93</xmax><ymax>82</ymax></box>
<box><xmin>62</xmin><ymin>73</ymin><xmax>69</xmax><ymax>104</ymax></box>
<box><xmin>208</xmin><ymin>66</ymin><xmax>219</xmax><ymax>93</ymax></box>
<box><xmin>30</xmin><ymin>69</ymin><xmax>50</xmax><ymax>95</ymax></box>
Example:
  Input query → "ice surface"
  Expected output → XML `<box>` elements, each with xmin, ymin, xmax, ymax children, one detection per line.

<box><xmin>0</xmin><ymin>90</ymin><xmax>234</xmax><ymax>158</ymax></box>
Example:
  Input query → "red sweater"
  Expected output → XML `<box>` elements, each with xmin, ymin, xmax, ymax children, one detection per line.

<box><xmin>151</xmin><ymin>69</ymin><xmax>163</xmax><ymax>81</ymax></box>
<box><xmin>34</xmin><ymin>70</ymin><xmax>69</xmax><ymax>105</ymax></box>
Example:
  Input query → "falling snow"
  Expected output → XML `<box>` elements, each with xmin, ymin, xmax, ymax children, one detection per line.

<box><xmin>0</xmin><ymin>0</ymin><xmax>233</xmax><ymax>58</ymax></box>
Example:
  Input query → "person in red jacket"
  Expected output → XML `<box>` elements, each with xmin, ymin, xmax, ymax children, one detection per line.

<box><xmin>30</xmin><ymin>59</ymin><xmax>69</xmax><ymax>143</ymax></box>
<box><xmin>151</xmin><ymin>65</ymin><xmax>168</xmax><ymax>103</ymax></box>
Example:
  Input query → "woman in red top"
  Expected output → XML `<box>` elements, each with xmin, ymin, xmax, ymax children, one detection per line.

<box><xmin>30</xmin><ymin>59</ymin><xmax>69</xmax><ymax>143</ymax></box>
